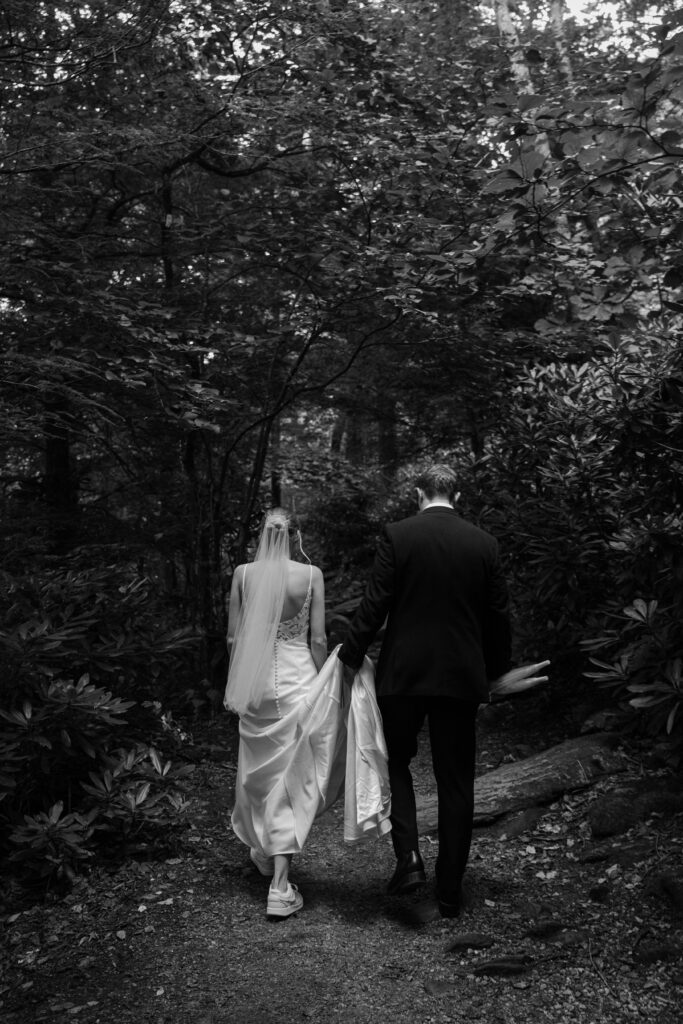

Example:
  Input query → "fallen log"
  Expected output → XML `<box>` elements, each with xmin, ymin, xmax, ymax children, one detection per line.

<box><xmin>417</xmin><ymin>732</ymin><xmax>626</xmax><ymax>833</ymax></box>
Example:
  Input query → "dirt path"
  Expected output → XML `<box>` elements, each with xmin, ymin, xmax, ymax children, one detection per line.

<box><xmin>2</xmin><ymin>697</ymin><xmax>682</xmax><ymax>1024</ymax></box>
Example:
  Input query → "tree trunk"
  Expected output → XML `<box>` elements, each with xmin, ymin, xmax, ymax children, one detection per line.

<box><xmin>416</xmin><ymin>733</ymin><xmax>626</xmax><ymax>833</ymax></box>
<box><xmin>345</xmin><ymin>408</ymin><xmax>364</xmax><ymax>464</ymax></box>
<box><xmin>494</xmin><ymin>0</ymin><xmax>569</xmax><ymax>236</ymax></box>
<box><xmin>234</xmin><ymin>419</ymin><xmax>274</xmax><ymax>565</ymax></box>
<box><xmin>270</xmin><ymin>415</ymin><xmax>282</xmax><ymax>506</ymax></box>
<box><xmin>377</xmin><ymin>398</ymin><xmax>398</xmax><ymax>479</ymax></box>
<box><xmin>549</xmin><ymin>0</ymin><xmax>574</xmax><ymax>86</ymax></box>
<box><xmin>44</xmin><ymin>390</ymin><xmax>78</xmax><ymax>552</ymax></box>
<box><xmin>494</xmin><ymin>0</ymin><xmax>550</xmax><ymax>162</ymax></box>
<box><xmin>494</xmin><ymin>0</ymin><xmax>536</xmax><ymax>95</ymax></box>
<box><xmin>330</xmin><ymin>411</ymin><xmax>345</xmax><ymax>454</ymax></box>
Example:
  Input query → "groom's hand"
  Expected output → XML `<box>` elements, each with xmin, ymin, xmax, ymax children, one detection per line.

<box><xmin>342</xmin><ymin>663</ymin><xmax>356</xmax><ymax>689</ymax></box>
<box><xmin>489</xmin><ymin>660</ymin><xmax>550</xmax><ymax>700</ymax></box>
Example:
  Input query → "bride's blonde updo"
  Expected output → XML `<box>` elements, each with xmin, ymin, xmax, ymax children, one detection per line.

<box><xmin>262</xmin><ymin>508</ymin><xmax>308</xmax><ymax>562</ymax></box>
<box><xmin>263</xmin><ymin>507</ymin><xmax>290</xmax><ymax>534</ymax></box>
<box><xmin>264</xmin><ymin>507</ymin><xmax>301</xmax><ymax>538</ymax></box>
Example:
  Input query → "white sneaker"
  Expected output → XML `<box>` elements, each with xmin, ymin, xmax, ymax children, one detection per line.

<box><xmin>266</xmin><ymin>883</ymin><xmax>303</xmax><ymax>919</ymax></box>
<box><xmin>250</xmin><ymin>848</ymin><xmax>274</xmax><ymax>877</ymax></box>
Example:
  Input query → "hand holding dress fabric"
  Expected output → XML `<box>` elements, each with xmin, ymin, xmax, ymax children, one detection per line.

<box><xmin>341</xmin><ymin>659</ymin><xmax>356</xmax><ymax>690</ymax></box>
<box><xmin>275</xmin><ymin>649</ymin><xmax>390</xmax><ymax>846</ymax></box>
<box><xmin>489</xmin><ymin>660</ymin><xmax>550</xmax><ymax>699</ymax></box>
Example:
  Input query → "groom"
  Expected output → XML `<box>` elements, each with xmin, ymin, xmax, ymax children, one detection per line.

<box><xmin>338</xmin><ymin>464</ymin><xmax>511</xmax><ymax>917</ymax></box>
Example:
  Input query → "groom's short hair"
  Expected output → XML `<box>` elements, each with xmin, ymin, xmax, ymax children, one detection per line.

<box><xmin>415</xmin><ymin>464</ymin><xmax>458</xmax><ymax>500</ymax></box>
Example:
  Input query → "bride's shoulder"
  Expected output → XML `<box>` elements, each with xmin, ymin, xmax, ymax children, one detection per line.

<box><xmin>290</xmin><ymin>559</ymin><xmax>320</xmax><ymax>573</ymax></box>
<box><xmin>290</xmin><ymin>560</ymin><xmax>323</xmax><ymax>581</ymax></box>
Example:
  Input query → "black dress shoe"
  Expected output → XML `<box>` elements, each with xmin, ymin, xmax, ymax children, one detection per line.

<box><xmin>436</xmin><ymin>885</ymin><xmax>465</xmax><ymax>918</ymax></box>
<box><xmin>387</xmin><ymin>851</ymin><xmax>426</xmax><ymax>895</ymax></box>
<box><xmin>437</xmin><ymin>896</ymin><xmax>462</xmax><ymax>919</ymax></box>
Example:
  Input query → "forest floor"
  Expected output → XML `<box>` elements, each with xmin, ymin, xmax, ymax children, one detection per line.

<box><xmin>2</xmin><ymin>682</ymin><xmax>682</xmax><ymax>1024</ymax></box>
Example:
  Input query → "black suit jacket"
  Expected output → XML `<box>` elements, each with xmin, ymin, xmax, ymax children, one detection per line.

<box><xmin>338</xmin><ymin>507</ymin><xmax>512</xmax><ymax>703</ymax></box>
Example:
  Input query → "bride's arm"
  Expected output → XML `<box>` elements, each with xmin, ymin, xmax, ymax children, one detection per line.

<box><xmin>309</xmin><ymin>566</ymin><xmax>328</xmax><ymax>672</ymax></box>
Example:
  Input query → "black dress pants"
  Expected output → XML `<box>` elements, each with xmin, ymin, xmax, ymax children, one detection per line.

<box><xmin>377</xmin><ymin>695</ymin><xmax>479</xmax><ymax>900</ymax></box>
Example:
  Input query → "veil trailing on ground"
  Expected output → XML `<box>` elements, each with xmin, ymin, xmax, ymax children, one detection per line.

<box><xmin>224</xmin><ymin>510</ymin><xmax>290</xmax><ymax>716</ymax></box>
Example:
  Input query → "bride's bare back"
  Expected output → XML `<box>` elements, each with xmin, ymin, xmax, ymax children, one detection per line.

<box><xmin>229</xmin><ymin>559</ymin><xmax>327</xmax><ymax>671</ymax></box>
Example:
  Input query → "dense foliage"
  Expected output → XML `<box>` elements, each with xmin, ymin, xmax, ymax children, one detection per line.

<box><xmin>1</xmin><ymin>0</ymin><xmax>682</xmax><ymax>880</ymax></box>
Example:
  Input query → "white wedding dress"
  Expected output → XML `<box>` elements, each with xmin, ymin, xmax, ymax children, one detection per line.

<box><xmin>231</xmin><ymin>579</ymin><xmax>390</xmax><ymax>859</ymax></box>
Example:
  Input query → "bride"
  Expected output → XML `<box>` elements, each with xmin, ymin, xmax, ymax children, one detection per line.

<box><xmin>225</xmin><ymin>508</ymin><xmax>389</xmax><ymax>920</ymax></box>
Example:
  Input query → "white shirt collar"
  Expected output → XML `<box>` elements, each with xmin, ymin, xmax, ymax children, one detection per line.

<box><xmin>420</xmin><ymin>500</ymin><xmax>453</xmax><ymax>511</ymax></box>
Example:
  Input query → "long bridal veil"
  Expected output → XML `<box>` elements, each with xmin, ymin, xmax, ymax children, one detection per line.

<box><xmin>224</xmin><ymin>509</ymin><xmax>290</xmax><ymax>716</ymax></box>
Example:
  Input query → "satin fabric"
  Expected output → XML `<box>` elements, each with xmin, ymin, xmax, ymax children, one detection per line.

<box><xmin>231</xmin><ymin>645</ymin><xmax>390</xmax><ymax>858</ymax></box>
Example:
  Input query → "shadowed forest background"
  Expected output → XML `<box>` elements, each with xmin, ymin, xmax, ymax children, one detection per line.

<box><xmin>1</xmin><ymin>0</ymin><xmax>682</xmax><ymax>886</ymax></box>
